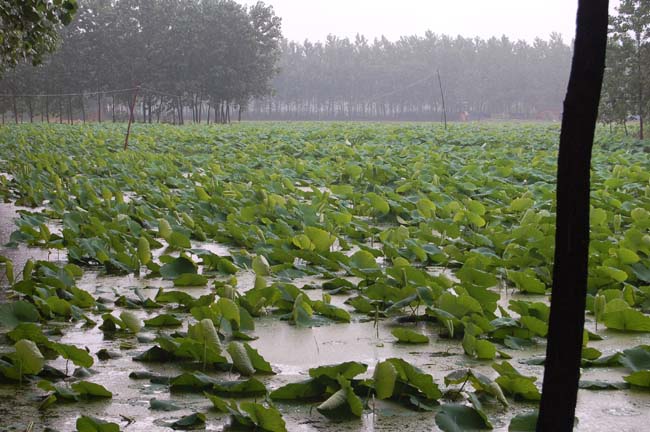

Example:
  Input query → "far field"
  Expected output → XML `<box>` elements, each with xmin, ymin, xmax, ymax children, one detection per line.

<box><xmin>0</xmin><ymin>123</ymin><xmax>649</xmax><ymax>431</ymax></box>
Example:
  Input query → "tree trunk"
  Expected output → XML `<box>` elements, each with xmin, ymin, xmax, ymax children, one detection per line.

<box><xmin>68</xmin><ymin>96</ymin><xmax>73</xmax><ymax>124</ymax></box>
<box><xmin>638</xmin><ymin>37</ymin><xmax>644</xmax><ymax>140</ymax></box>
<box><xmin>45</xmin><ymin>96</ymin><xmax>49</xmax><ymax>123</ymax></box>
<box><xmin>537</xmin><ymin>1</ymin><xmax>609</xmax><ymax>431</ymax></box>
<box><xmin>98</xmin><ymin>93</ymin><xmax>102</xmax><ymax>123</ymax></box>
<box><xmin>157</xmin><ymin>97</ymin><xmax>163</xmax><ymax>123</ymax></box>
<box><xmin>198</xmin><ymin>94</ymin><xmax>203</xmax><ymax>124</ymax></box>
<box><xmin>27</xmin><ymin>97</ymin><xmax>33</xmax><ymax>123</ymax></box>
<box><xmin>112</xmin><ymin>96</ymin><xmax>116</xmax><ymax>123</ymax></box>
<box><xmin>81</xmin><ymin>95</ymin><xmax>86</xmax><ymax>123</ymax></box>
<box><xmin>12</xmin><ymin>95</ymin><xmax>18</xmax><ymax>124</ymax></box>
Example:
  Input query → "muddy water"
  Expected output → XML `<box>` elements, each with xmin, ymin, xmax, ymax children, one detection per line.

<box><xmin>2</xmin><ymin>202</ymin><xmax>650</xmax><ymax>431</ymax></box>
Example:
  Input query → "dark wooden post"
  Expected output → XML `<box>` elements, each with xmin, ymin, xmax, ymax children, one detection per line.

<box><xmin>437</xmin><ymin>69</ymin><xmax>447</xmax><ymax>129</ymax></box>
<box><xmin>178</xmin><ymin>96</ymin><xmax>184</xmax><ymax>125</ymax></box>
<box><xmin>124</xmin><ymin>86</ymin><xmax>140</xmax><ymax>150</ymax></box>
<box><xmin>537</xmin><ymin>1</ymin><xmax>609</xmax><ymax>431</ymax></box>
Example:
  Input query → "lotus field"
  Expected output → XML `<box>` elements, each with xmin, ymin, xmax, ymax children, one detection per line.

<box><xmin>1</xmin><ymin>123</ymin><xmax>650</xmax><ymax>431</ymax></box>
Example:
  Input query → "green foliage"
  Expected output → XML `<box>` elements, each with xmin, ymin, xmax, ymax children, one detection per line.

<box><xmin>2</xmin><ymin>122</ymin><xmax>650</xmax><ymax>430</ymax></box>
<box><xmin>76</xmin><ymin>416</ymin><xmax>119</xmax><ymax>432</ymax></box>
<box><xmin>435</xmin><ymin>403</ymin><xmax>493</xmax><ymax>431</ymax></box>
<box><xmin>373</xmin><ymin>361</ymin><xmax>398</xmax><ymax>399</ymax></box>
<box><xmin>391</xmin><ymin>327</ymin><xmax>430</xmax><ymax>344</ymax></box>
<box><xmin>0</xmin><ymin>301</ymin><xmax>40</xmax><ymax>328</ymax></box>
<box><xmin>0</xmin><ymin>0</ymin><xmax>78</xmax><ymax>71</ymax></box>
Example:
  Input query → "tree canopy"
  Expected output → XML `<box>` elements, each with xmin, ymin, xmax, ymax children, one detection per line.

<box><xmin>248</xmin><ymin>33</ymin><xmax>572</xmax><ymax>121</ymax></box>
<box><xmin>0</xmin><ymin>0</ymin><xmax>282</xmax><ymax>120</ymax></box>
<box><xmin>0</xmin><ymin>0</ymin><xmax>77</xmax><ymax>71</ymax></box>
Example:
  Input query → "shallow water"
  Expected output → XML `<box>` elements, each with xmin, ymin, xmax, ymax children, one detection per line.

<box><xmin>1</xmin><ymin>201</ymin><xmax>650</xmax><ymax>432</ymax></box>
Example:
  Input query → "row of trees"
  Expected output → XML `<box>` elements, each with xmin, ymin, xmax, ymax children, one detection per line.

<box><xmin>3</xmin><ymin>0</ymin><xmax>643</xmax><ymax>128</ymax></box>
<box><xmin>247</xmin><ymin>33</ymin><xmax>573</xmax><ymax>121</ymax></box>
<box><xmin>0</xmin><ymin>0</ymin><xmax>282</xmax><ymax>123</ymax></box>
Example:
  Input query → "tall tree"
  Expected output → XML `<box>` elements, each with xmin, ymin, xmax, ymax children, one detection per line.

<box><xmin>600</xmin><ymin>37</ymin><xmax>634</xmax><ymax>131</ymax></box>
<box><xmin>610</xmin><ymin>0</ymin><xmax>650</xmax><ymax>139</ymax></box>
<box><xmin>537</xmin><ymin>1</ymin><xmax>609</xmax><ymax>431</ymax></box>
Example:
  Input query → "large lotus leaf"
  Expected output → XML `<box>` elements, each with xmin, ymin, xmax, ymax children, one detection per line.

<box><xmin>373</xmin><ymin>360</ymin><xmax>398</xmax><ymax>399</ymax></box>
<box><xmin>76</xmin><ymin>416</ymin><xmax>120</xmax><ymax>432</ymax></box>
<box><xmin>309</xmin><ymin>361</ymin><xmax>368</xmax><ymax>380</ymax></box>
<box><xmin>269</xmin><ymin>379</ymin><xmax>327</xmax><ymax>400</ymax></box>
<box><xmin>391</xmin><ymin>327</ymin><xmax>430</xmax><ymax>344</ymax></box>
<box><xmin>0</xmin><ymin>301</ymin><xmax>40</xmax><ymax>328</ymax></box>
<box><xmin>160</xmin><ymin>257</ymin><xmax>197</xmax><ymax>280</ymax></box>
<box><xmin>435</xmin><ymin>403</ymin><xmax>492</xmax><ymax>432</ymax></box>
<box><xmin>239</xmin><ymin>402</ymin><xmax>287</xmax><ymax>432</ymax></box>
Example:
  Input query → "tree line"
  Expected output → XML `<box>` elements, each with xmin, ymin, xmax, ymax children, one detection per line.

<box><xmin>247</xmin><ymin>33</ymin><xmax>573</xmax><ymax>121</ymax></box>
<box><xmin>1</xmin><ymin>0</ymin><xmax>643</xmax><ymax>128</ymax></box>
<box><xmin>0</xmin><ymin>0</ymin><xmax>282</xmax><ymax>124</ymax></box>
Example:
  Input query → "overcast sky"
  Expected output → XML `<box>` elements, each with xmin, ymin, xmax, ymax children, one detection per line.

<box><xmin>241</xmin><ymin>0</ymin><xmax>621</xmax><ymax>43</ymax></box>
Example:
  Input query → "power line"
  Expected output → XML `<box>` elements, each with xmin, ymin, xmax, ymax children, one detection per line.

<box><xmin>366</xmin><ymin>72</ymin><xmax>437</xmax><ymax>102</ymax></box>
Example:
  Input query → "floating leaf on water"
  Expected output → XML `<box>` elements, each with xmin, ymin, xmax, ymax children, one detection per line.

<box><xmin>435</xmin><ymin>403</ymin><xmax>493</xmax><ymax>431</ymax></box>
<box><xmin>76</xmin><ymin>416</ymin><xmax>120</xmax><ymax>432</ymax></box>
<box><xmin>239</xmin><ymin>402</ymin><xmax>288</xmax><ymax>432</ymax></box>
<box><xmin>71</xmin><ymin>381</ymin><xmax>113</xmax><ymax>398</ymax></box>
<box><xmin>150</xmin><ymin>398</ymin><xmax>182</xmax><ymax>411</ymax></box>
<box><xmin>508</xmin><ymin>411</ymin><xmax>538</xmax><ymax>431</ymax></box>
<box><xmin>391</xmin><ymin>327</ymin><xmax>429</xmax><ymax>344</ymax></box>
<box><xmin>170</xmin><ymin>412</ymin><xmax>206</xmax><ymax>430</ymax></box>
<box><xmin>309</xmin><ymin>361</ymin><xmax>368</xmax><ymax>380</ymax></box>
<box><xmin>579</xmin><ymin>380</ymin><xmax>630</xmax><ymax>390</ymax></box>
<box><xmin>160</xmin><ymin>257</ymin><xmax>197</xmax><ymax>280</ymax></box>
<box><xmin>173</xmin><ymin>273</ymin><xmax>208</xmax><ymax>287</ymax></box>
